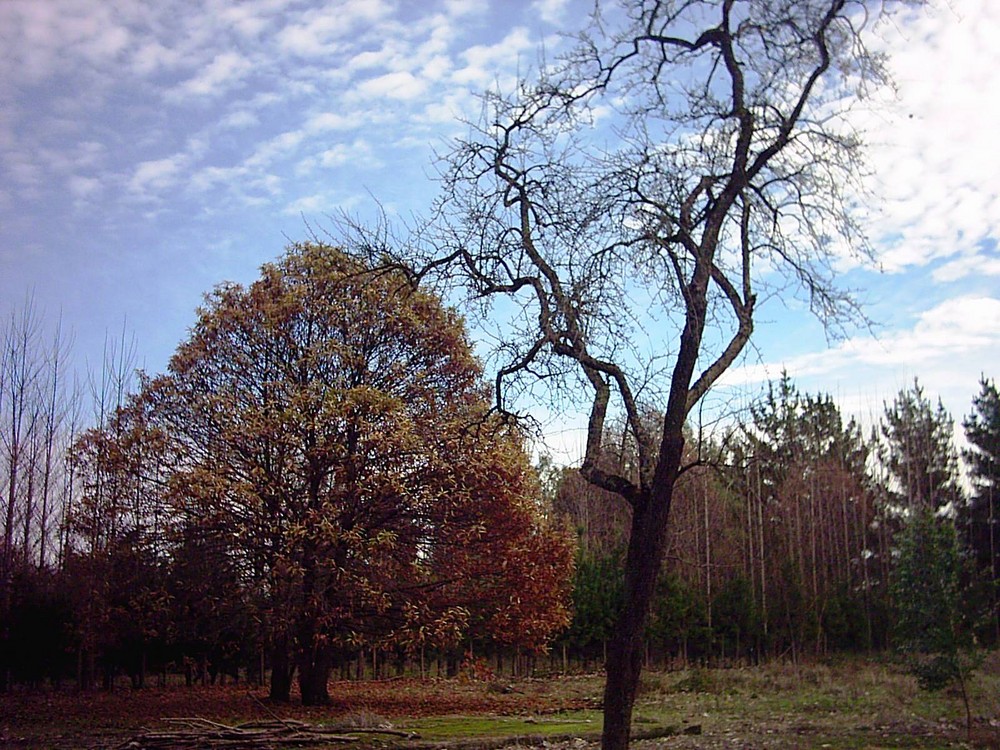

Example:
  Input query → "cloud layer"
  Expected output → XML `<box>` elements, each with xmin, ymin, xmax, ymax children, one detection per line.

<box><xmin>0</xmin><ymin>0</ymin><xmax>997</xmax><ymax>445</ymax></box>
<box><xmin>0</xmin><ymin>0</ymin><xmax>549</xmax><ymax>224</ymax></box>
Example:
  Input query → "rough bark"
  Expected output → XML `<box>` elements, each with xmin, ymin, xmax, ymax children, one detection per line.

<box><xmin>269</xmin><ymin>638</ymin><xmax>293</xmax><ymax>703</ymax></box>
<box><xmin>297</xmin><ymin>640</ymin><xmax>331</xmax><ymax>706</ymax></box>
<box><xmin>601</xmin><ymin>431</ymin><xmax>690</xmax><ymax>748</ymax></box>
<box><xmin>601</xmin><ymin>497</ymin><xmax>671</xmax><ymax>750</ymax></box>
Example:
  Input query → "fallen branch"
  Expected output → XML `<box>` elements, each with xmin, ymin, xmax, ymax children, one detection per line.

<box><xmin>246</xmin><ymin>691</ymin><xmax>311</xmax><ymax>732</ymax></box>
<box><xmin>115</xmin><ymin>717</ymin><xmax>363</xmax><ymax>749</ymax></box>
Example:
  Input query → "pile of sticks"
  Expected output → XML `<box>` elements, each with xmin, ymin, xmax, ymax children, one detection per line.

<box><xmin>116</xmin><ymin>717</ymin><xmax>416</xmax><ymax>749</ymax></box>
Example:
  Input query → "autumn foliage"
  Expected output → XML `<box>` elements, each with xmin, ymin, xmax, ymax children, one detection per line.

<box><xmin>61</xmin><ymin>243</ymin><xmax>573</xmax><ymax>704</ymax></box>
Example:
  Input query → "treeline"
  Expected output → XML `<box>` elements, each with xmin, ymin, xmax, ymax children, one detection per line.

<box><xmin>554</xmin><ymin>375</ymin><xmax>999</xmax><ymax>667</ymax></box>
<box><xmin>2</xmin><ymin>248</ymin><xmax>998</xmax><ymax>695</ymax></box>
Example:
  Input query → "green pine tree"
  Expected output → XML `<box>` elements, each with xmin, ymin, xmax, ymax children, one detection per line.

<box><xmin>891</xmin><ymin>509</ymin><xmax>980</xmax><ymax>739</ymax></box>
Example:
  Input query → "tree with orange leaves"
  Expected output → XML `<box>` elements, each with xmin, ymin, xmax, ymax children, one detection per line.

<box><xmin>144</xmin><ymin>242</ymin><xmax>571</xmax><ymax>704</ymax></box>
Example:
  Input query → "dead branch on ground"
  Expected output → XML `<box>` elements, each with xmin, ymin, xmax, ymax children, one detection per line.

<box><xmin>115</xmin><ymin>716</ymin><xmax>418</xmax><ymax>749</ymax></box>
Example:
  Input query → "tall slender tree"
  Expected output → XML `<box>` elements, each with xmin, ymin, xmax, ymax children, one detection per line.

<box><xmin>881</xmin><ymin>379</ymin><xmax>961</xmax><ymax>513</ymax></box>
<box><xmin>731</xmin><ymin>376</ymin><xmax>877</xmax><ymax>656</ymax></box>
<box><xmin>962</xmin><ymin>376</ymin><xmax>1000</xmax><ymax>641</ymax></box>
<box><xmin>1</xmin><ymin>300</ymin><xmax>77</xmax><ymax>689</ymax></box>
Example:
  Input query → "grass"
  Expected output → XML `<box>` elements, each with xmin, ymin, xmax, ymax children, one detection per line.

<box><xmin>403</xmin><ymin>712</ymin><xmax>602</xmax><ymax>741</ymax></box>
<box><xmin>383</xmin><ymin>655</ymin><xmax>1000</xmax><ymax>748</ymax></box>
<box><xmin>3</xmin><ymin>655</ymin><xmax>998</xmax><ymax>749</ymax></box>
<box><xmin>627</xmin><ymin>654</ymin><xmax>1000</xmax><ymax>748</ymax></box>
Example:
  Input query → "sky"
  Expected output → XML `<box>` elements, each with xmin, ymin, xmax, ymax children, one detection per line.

<box><xmin>1</xmin><ymin>0</ymin><xmax>999</xmax><ymax>462</ymax></box>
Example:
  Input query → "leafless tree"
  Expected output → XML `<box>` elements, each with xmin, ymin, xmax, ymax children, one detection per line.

<box><xmin>411</xmin><ymin>1</ymin><xmax>914</xmax><ymax>747</ymax></box>
<box><xmin>0</xmin><ymin>299</ymin><xmax>78</xmax><ymax>689</ymax></box>
<box><xmin>2</xmin><ymin>299</ymin><xmax>44</xmax><ymax>582</ymax></box>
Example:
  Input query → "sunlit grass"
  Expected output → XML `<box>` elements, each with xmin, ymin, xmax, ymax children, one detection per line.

<box><xmin>402</xmin><ymin>712</ymin><xmax>602</xmax><ymax>740</ymax></box>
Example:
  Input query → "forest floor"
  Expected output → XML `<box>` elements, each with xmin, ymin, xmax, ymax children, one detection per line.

<box><xmin>2</xmin><ymin>655</ymin><xmax>999</xmax><ymax>750</ymax></box>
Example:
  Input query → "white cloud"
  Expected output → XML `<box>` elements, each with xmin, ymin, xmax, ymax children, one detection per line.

<box><xmin>355</xmin><ymin>71</ymin><xmax>429</xmax><ymax>100</ymax></box>
<box><xmin>532</xmin><ymin>0</ymin><xmax>572</xmax><ymax>25</ymax></box>
<box><xmin>453</xmin><ymin>27</ymin><xmax>535</xmax><ymax>87</ymax></box>
<box><xmin>719</xmin><ymin>295</ymin><xmax>1000</xmax><ymax>430</ymax></box>
<box><xmin>276</xmin><ymin>0</ymin><xmax>392</xmax><ymax>57</ymax></box>
<box><xmin>169</xmin><ymin>51</ymin><xmax>253</xmax><ymax>99</ymax></box>
<box><xmin>33</xmin><ymin>140</ymin><xmax>107</xmax><ymax>179</ymax></box>
<box><xmin>245</xmin><ymin>130</ymin><xmax>306</xmax><ymax>169</ymax></box>
<box><xmin>0</xmin><ymin>1</ymin><xmax>130</xmax><ymax>83</ymax></box>
<box><xmin>129</xmin><ymin>155</ymin><xmax>187</xmax><ymax>197</ymax></box>
<box><xmin>304</xmin><ymin>112</ymin><xmax>357</xmax><ymax>133</ymax></box>
<box><xmin>304</xmin><ymin>140</ymin><xmax>378</xmax><ymax>170</ymax></box>
<box><xmin>317</xmin><ymin>146</ymin><xmax>353</xmax><ymax>168</ymax></box>
<box><xmin>129</xmin><ymin>39</ymin><xmax>186</xmax><ymax>77</ymax></box>
<box><xmin>214</xmin><ymin>0</ymin><xmax>300</xmax><ymax>39</ymax></box>
<box><xmin>933</xmin><ymin>252</ymin><xmax>1000</xmax><ymax>282</ymax></box>
<box><xmin>862</xmin><ymin>0</ymin><xmax>1000</xmax><ymax>273</ymax></box>
<box><xmin>845</xmin><ymin>297</ymin><xmax>1000</xmax><ymax>368</ymax></box>
<box><xmin>727</xmin><ymin>296</ymin><xmax>1000</xmax><ymax>384</ymax></box>
<box><xmin>190</xmin><ymin>162</ymin><xmax>282</xmax><ymax>207</ymax></box>
<box><xmin>283</xmin><ymin>193</ymin><xmax>329</xmax><ymax>215</ymax></box>
<box><xmin>219</xmin><ymin>110</ymin><xmax>260</xmax><ymax>129</ymax></box>
<box><xmin>3</xmin><ymin>153</ymin><xmax>44</xmax><ymax>197</ymax></box>
<box><xmin>283</xmin><ymin>190</ymin><xmax>365</xmax><ymax>216</ymax></box>
<box><xmin>347</xmin><ymin>40</ymin><xmax>412</xmax><ymax>73</ymax></box>
<box><xmin>421</xmin><ymin>55</ymin><xmax>453</xmax><ymax>82</ymax></box>
<box><xmin>67</xmin><ymin>175</ymin><xmax>102</xmax><ymax>202</ymax></box>
<box><xmin>443</xmin><ymin>0</ymin><xmax>488</xmax><ymax>19</ymax></box>
<box><xmin>189</xmin><ymin>164</ymin><xmax>243</xmax><ymax>193</ymax></box>
<box><xmin>418</xmin><ymin>90</ymin><xmax>476</xmax><ymax>125</ymax></box>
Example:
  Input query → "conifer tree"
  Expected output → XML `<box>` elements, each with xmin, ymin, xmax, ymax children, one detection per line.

<box><xmin>891</xmin><ymin>509</ymin><xmax>979</xmax><ymax>740</ymax></box>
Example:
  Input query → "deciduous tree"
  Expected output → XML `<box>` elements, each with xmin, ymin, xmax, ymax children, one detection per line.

<box><xmin>150</xmin><ymin>242</ymin><xmax>571</xmax><ymax>704</ymax></box>
<box><xmin>1</xmin><ymin>300</ymin><xmax>77</xmax><ymax>690</ymax></box>
<box><xmin>67</xmin><ymin>379</ymin><xmax>175</xmax><ymax>689</ymax></box>
<box><xmin>408</xmin><ymin>2</ymin><xmax>910</xmax><ymax>746</ymax></box>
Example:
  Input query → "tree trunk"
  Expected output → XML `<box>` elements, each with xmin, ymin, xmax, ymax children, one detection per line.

<box><xmin>297</xmin><ymin>641</ymin><xmax>331</xmax><ymax>706</ymax></box>
<box><xmin>601</xmin><ymin>478</ymin><xmax>676</xmax><ymax>750</ymax></box>
<box><xmin>269</xmin><ymin>638</ymin><xmax>293</xmax><ymax>702</ymax></box>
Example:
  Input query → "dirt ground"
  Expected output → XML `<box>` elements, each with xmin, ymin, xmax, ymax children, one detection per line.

<box><xmin>1</xmin><ymin>661</ymin><xmax>998</xmax><ymax>750</ymax></box>
<box><xmin>0</xmin><ymin>678</ymin><xmax>572</xmax><ymax>748</ymax></box>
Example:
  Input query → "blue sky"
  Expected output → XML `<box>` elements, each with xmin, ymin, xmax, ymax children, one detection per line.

<box><xmin>2</xmin><ymin>0</ymin><xmax>999</xmax><ymax>461</ymax></box>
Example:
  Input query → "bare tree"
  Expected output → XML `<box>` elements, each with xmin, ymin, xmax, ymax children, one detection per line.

<box><xmin>407</xmin><ymin>2</ymin><xmax>912</xmax><ymax>747</ymax></box>
<box><xmin>2</xmin><ymin>300</ymin><xmax>44</xmax><ymax>579</ymax></box>
<box><xmin>0</xmin><ymin>299</ymin><xmax>80</xmax><ymax>688</ymax></box>
<box><xmin>36</xmin><ymin>316</ymin><xmax>72</xmax><ymax>568</ymax></box>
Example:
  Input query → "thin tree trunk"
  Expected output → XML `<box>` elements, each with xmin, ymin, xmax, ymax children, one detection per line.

<box><xmin>703</xmin><ymin>475</ymin><xmax>711</xmax><ymax>631</ymax></box>
<box><xmin>601</xmin><ymin>470</ymin><xmax>677</xmax><ymax>750</ymax></box>
<box><xmin>955</xmin><ymin>661</ymin><xmax>972</xmax><ymax>742</ymax></box>
<box><xmin>990</xmin><ymin>486</ymin><xmax>999</xmax><ymax>643</ymax></box>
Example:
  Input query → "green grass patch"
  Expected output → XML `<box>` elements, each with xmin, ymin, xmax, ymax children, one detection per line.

<box><xmin>402</xmin><ymin>711</ymin><xmax>602</xmax><ymax>741</ymax></box>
